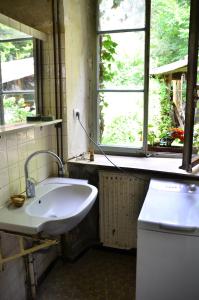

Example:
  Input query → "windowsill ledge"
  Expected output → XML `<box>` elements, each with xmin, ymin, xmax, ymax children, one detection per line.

<box><xmin>0</xmin><ymin>119</ymin><xmax>62</xmax><ymax>135</ymax></box>
<box><xmin>67</xmin><ymin>154</ymin><xmax>199</xmax><ymax>178</ymax></box>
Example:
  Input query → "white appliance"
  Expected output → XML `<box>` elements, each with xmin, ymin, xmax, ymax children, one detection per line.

<box><xmin>136</xmin><ymin>178</ymin><xmax>199</xmax><ymax>300</ymax></box>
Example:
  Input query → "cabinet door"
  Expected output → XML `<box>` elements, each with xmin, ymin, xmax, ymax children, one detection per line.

<box><xmin>136</xmin><ymin>229</ymin><xmax>199</xmax><ymax>300</ymax></box>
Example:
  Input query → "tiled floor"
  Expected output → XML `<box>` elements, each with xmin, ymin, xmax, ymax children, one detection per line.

<box><xmin>37</xmin><ymin>248</ymin><xmax>136</xmax><ymax>300</ymax></box>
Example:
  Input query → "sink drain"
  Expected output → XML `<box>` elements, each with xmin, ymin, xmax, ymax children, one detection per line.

<box><xmin>49</xmin><ymin>214</ymin><xmax>57</xmax><ymax>218</ymax></box>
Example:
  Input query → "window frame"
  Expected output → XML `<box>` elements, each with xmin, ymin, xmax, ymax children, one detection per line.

<box><xmin>95</xmin><ymin>0</ymin><xmax>151</xmax><ymax>156</ymax></box>
<box><xmin>95</xmin><ymin>0</ymin><xmax>199</xmax><ymax>170</ymax></box>
<box><xmin>181</xmin><ymin>0</ymin><xmax>199</xmax><ymax>172</ymax></box>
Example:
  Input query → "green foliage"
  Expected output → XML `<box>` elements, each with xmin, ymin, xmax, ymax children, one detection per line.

<box><xmin>100</xmin><ymin>34</ymin><xmax>118</xmax><ymax>84</ymax></box>
<box><xmin>193</xmin><ymin>124</ymin><xmax>199</xmax><ymax>150</ymax></box>
<box><xmin>113</xmin><ymin>56</ymin><xmax>144</xmax><ymax>87</ymax></box>
<box><xmin>158</xmin><ymin>80</ymin><xmax>173</xmax><ymax>133</ymax></box>
<box><xmin>112</xmin><ymin>0</ymin><xmax>124</xmax><ymax>9</ymax></box>
<box><xmin>0</xmin><ymin>24</ymin><xmax>33</xmax><ymax>62</ymax></box>
<box><xmin>150</xmin><ymin>0</ymin><xmax>189</xmax><ymax>66</ymax></box>
<box><xmin>101</xmin><ymin>114</ymin><xmax>138</xmax><ymax>145</ymax></box>
<box><xmin>4</xmin><ymin>97</ymin><xmax>34</xmax><ymax>124</ymax></box>
<box><xmin>99</xmin><ymin>33</ymin><xmax>144</xmax><ymax>143</ymax></box>
<box><xmin>100</xmin><ymin>34</ymin><xmax>144</xmax><ymax>88</ymax></box>
<box><xmin>147</xmin><ymin>124</ymin><xmax>159</xmax><ymax>145</ymax></box>
<box><xmin>0</xmin><ymin>40</ymin><xmax>33</xmax><ymax>62</ymax></box>
<box><xmin>99</xmin><ymin>34</ymin><xmax>118</xmax><ymax>141</ymax></box>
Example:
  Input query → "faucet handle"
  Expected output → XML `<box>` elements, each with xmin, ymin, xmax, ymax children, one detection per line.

<box><xmin>58</xmin><ymin>167</ymin><xmax>65</xmax><ymax>177</ymax></box>
<box><xmin>55</xmin><ymin>161</ymin><xmax>65</xmax><ymax>177</ymax></box>
<box><xmin>26</xmin><ymin>178</ymin><xmax>36</xmax><ymax>198</ymax></box>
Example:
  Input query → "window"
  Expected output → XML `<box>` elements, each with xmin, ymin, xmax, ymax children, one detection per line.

<box><xmin>0</xmin><ymin>23</ymin><xmax>40</xmax><ymax>125</ymax></box>
<box><xmin>96</xmin><ymin>0</ymin><xmax>148</xmax><ymax>154</ymax></box>
<box><xmin>96</xmin><ymin>0</ymin><xmax>199</xmax><ymax>168</ymax></box>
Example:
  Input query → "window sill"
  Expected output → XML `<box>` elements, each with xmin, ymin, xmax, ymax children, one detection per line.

<box><xmin>148</xmin><ymin>145</ymin><xmax>183</xmax><ymax>153</ymax></box>
<box><xmin>67</xmin><ymin>154</ymin><xmax>199</xmax><ymax>178</ymax></box>
<box><xmin>0</xmin><ymin>119</ymin><xmax>62</xmax><ymax>135</ymax></box>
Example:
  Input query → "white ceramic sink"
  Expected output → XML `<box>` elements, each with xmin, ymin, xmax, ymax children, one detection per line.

<box><xmin>0</xmin><ymin>178</ymin><xmax>98</xmax><ymax>235</ymax></box>
<box><xmin>26</xmin><ymin>183</ymin><xmax>97</xmax><ymax>234</ymax></box>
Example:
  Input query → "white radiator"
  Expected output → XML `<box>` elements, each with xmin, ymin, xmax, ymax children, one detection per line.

<box><xmin>99</xmin><ymin>171</ymin><xmax>149</xmax><ymax>249</ymax></box>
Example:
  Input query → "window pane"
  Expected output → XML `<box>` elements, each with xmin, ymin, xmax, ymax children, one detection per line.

<box><xmin>99</xmin><ymin>32</ymin><xmax>144</xmax><ymax>90</ymax></box>
<box><xmin>99</xmin><ymin>92</ymin><xmax>143</xmax><ymax>147</ymax></box>
<box><xmin>150</xmin><ymin>0</ymin><xmax>189</xmax><ymax>69</ymax></box>
<box><xmin>1</xmin><ymin>40</ymin><xmax>34</xmax><ymax>91</ymax></box>
<box><xmin>148</xmin><ymin>77</ymin><xmax>186</xmax><ymax>149</ymax></box>
<box><xmin>148</xmin><ymin>0</ymin><xmax>190</xmax><ymax>151</ymax></box>
<box><xmin>0</xmin><ymin>38</ymin><xmax>36</xmax><ymax>125</ymax></box>
<box><xmin>3</xmin><ymin>93</ymin><xmax>35</xmax><ymax>124</ymax></box>
<box><xmin>98</xmin><ymin>0</ymin><xmax>145</xmax><ymax>31</ymax></box>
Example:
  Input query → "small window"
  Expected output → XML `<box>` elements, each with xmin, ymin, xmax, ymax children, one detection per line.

<box><xmin>0</xmin><ymin>23</ymin><xmax>38</xmax><ymax>125</ymax></box>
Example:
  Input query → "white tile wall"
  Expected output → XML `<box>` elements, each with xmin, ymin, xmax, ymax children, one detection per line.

<box><xmin>0</xmin><ymin>136</ymin><xmax>6</xmax><ymax>150</ymax></box>
<box><xmin>0</xmin><ymin>151</ymin><xmax>7</xmax><ymax>169</ymax></box>
<box><xmin>0</xmin><ymin>125</ymin><xmax>59</xmax><ymax>300</ymax></box>
<box><xmin>0</xmin><ymin>126</ymin><xmax>55</xmax><ymax>207</ymax></box>
<box><xmin>0</xmin><ymin>168</ymin><xmax>9</xmax><ymax>189</ymax></box>
<box><xmin>0</xmin><ymin>13</ymin><xmax>62</xmax><ymax>300</ymax></box>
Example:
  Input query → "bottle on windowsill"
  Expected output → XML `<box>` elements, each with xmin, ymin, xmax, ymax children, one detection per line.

<box><xmin>89</xmin><ymin>148</ymin><xmax>94</xmax><ymax>161</ymax></box>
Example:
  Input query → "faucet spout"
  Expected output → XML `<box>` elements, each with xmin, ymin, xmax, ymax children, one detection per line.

<box><xmin>24</xmin><ymin>150</ymin><xmax>65</xmax><ymax>198</ymax></box>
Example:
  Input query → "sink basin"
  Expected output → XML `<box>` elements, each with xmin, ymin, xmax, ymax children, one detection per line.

<box><xmin>0</xmin><ymin>178</ymin><xmax>98</xmax><ymax>235</ymax></box>
<box><xmin>26</xmin><ymin>184</ymin><xmax>97</xmax><ymax>234</ymax></box>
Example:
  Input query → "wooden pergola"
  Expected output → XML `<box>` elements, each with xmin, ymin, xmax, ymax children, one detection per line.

<box><xmin>150</xmin><ymin>57</ymin><xmax>188</xmax><ymax>128</ymax></box>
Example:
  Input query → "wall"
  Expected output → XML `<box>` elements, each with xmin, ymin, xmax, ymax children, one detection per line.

<box><xmin>0</xmin><ymin>232</ymin><xmax>27</xmax><ymax>300</ymax></box>
<box><xmin>0</xmin><ymin>3</ymin><xmax>59</xmax><ymax>299</ymax></box>
<box><xmin>0</xmin><ymin>1</ymin><xmax>97</xmax><ymax>298</ymax></box>
<box><xmin>0</xmin><ymin>7</ymin><xmax>58</xmax><ymax>157</ymax></box>
<box><xmin>0</xmin><ymin>0</ymin><xmax>97</xmax><ymax>160</ymax></box>
<box><xmin>63</xmin><ymin>0</ymin><xmax>96</xmax><ymax>157</ymax></box>
<box><xmin>0</xmin><ymin>0</ymin><xmax>53</xmax><ymax>33</ymax></box>
<box><xmin>0</xmin><ymin>126</ymin><xmax>56</xmax><ymax>206</ymax></box>
<box><xmin>0</xmin><ymin>125</ymin><xmax>58</xmax><ymax>300</ymax></box>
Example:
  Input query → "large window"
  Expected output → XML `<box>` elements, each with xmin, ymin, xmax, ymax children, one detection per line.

<box><xmin>0</xmin><ymin>23</ymin><xmax>38</xmax><ymax>125</ymax></box>
<box><xmin>96</xmin><ymin>0</ymin><xmax>198</xmax><ymax>164</ymax></box>
<box><xmin>97</xmin><ymin>0</ymin><xmax>148</xmax><ymax>153</ymax></box>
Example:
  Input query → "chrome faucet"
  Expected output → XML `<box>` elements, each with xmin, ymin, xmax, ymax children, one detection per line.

<box><xmin>24</xmin><ymin>150</ymin><xmax>65</xmax><ymax>198</ymax></box>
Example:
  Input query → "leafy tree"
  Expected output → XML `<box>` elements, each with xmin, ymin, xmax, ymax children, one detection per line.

<box><xmin>99</xmin><ymin>34</ymin><xmax>118</xmax><ymax>141</ymax></box>
<box><xmin>4</xmin><ymin>96</ymin><xmax>35</xmax><ymax>124</ymax></box>
<box><xmin>0</xmin><ymin>24</ymin><xmax>33</xmax><ymax>62</ymax></box>
<box><xmin>113</xmin><ymin>55</ymin><xmax>144</xmax><ymax>87</ymax></box>
<box><xmin>150</xmin><ymin>0</ymin><xmax>190</xmax><ymax>67</ymax></box>
<box><xmin>158</xmin><ymin>80</ymin><xmax>173</xmax><ymax>133</ymax></box>
<box><xmin>100</xmin><ymin>34</ymin><xmax>118</xmax><ymax>85</ymax></box>
<box><xmin>0</xmin><ymin>40</ymin><xmax>33</xmax><ymax>62</ymax></box>
<box><xmin>101</xmin><ymin>114</ymin><xmax>138</xmax><ymax>145</ymax></box>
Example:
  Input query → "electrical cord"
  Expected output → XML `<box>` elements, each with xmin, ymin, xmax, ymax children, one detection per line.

<box><xmin>76</xmin><ymin>114</ymin><xmax>141</xmax><ymax>175</ymax></box>
<box><xmin>77</xmin><ymin>114</ymin><xmax>125</xmax><ymax>172</ymax></box>
<box><xmin>63</xmin><ymin>152</ymin><xmax>86</xmax><ymax>164</ymax></box>
<box><xmin>65</xmin><ymin>113</ymin><xmax>148</xmax><ymax>181</ymax></box>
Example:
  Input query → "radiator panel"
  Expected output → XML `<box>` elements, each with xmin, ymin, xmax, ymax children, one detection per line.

<box><xmin>99</xmin><ymin>171</ymin><xmax>148</xmax><ymax>249</ymax></box>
